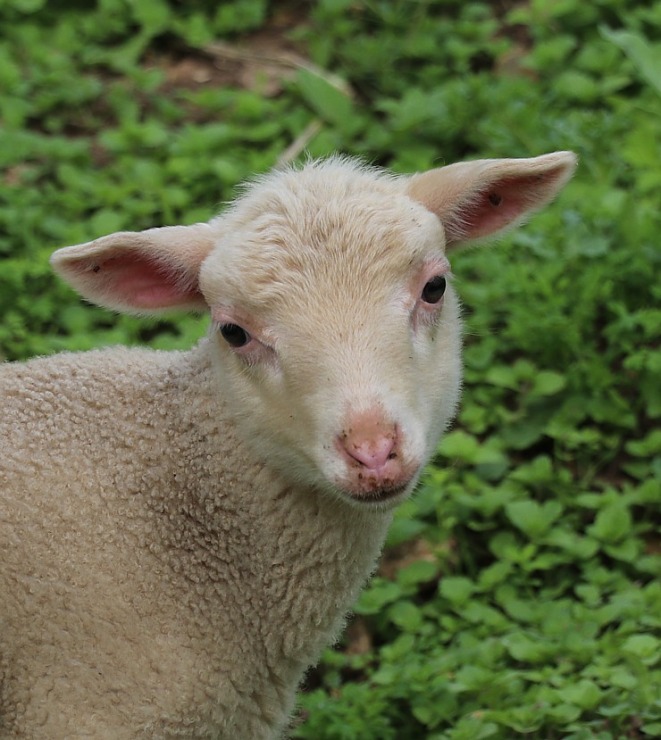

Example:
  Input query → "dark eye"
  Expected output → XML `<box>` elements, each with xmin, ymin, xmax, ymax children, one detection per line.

<box><xmin>219</xmin><ymin>323</ymin><xmax>251</xmax><ymax>348</ymax></box>
<box><xmin>421</xmin><ymin>275</ymin><xmax>446</xmax><ymax>304</ymax></box>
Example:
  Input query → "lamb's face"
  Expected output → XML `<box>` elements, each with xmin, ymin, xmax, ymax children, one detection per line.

<box><xmin>200</xmin><ymin>162</ymin><xmax>462</xmax><ymax>507</ymax></box>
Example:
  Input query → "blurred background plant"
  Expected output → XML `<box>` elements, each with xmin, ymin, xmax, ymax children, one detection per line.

<box><xmin>1</xmin><ymin>1</ymin><xmax>659</xmax><ymax>737</ymax></box>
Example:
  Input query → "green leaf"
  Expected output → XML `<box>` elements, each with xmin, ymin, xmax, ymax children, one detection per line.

<box><xmin>296</xmin><ymin>69</ymin><xmax>355</xmax><ymax>129</ymax></box>
<box><xmin>478</xmin><ymin>561</ymin><xmax>513</xmax><ymax>589</ymax></box>
<box><xmin>545</xmin><ymin>528</ymin><xmax>599</xmax><ymax>558</ymax></box>
<box><xmin>557</xmin><ymin>679</ymin><xmax>603</xmax><ymax>709</ymax></box>
<box><xmin>510</xmin><ymin>455</ymin><xmax>554</xmax><ymax>485</ymax></box>
<box><xmin>622</xmin><ymin>634</ymin><xmax>661</xmax><ymax>664</ymax></box>
<box><xmin>10</xmin><ymin>0</ymin><xmax>45</xmax><ymax>11</ymax></box>
<box><xmin>132</xmin><ymin>0</ymin><xmax>171</xmax><ymax>35</ymax></box>
<box><xmin>608</xmin><ymin>667</ymin><xmax>637</xmax><ymax>690</ymax></box>
<box><xmin>587</xmin><ymin>503</ymin><xmax>633</xmax><ymax>543</ymax></box>
<box><xmin>502</xmin><ymin>633</ymin><xmax>551</xmax><ymax>663</ymax></box>
<box><xmin>642</xmin><ymin>723</ymin><xmax>661</xmax><ymax>736</ymax></box>
<box><xmin>626</xmin><ymin>429</ymin><xmax>661</xmax><ymax>457</ymax></box>
<box><xmin>530</xmin><ymin>371</ymin><xmax>567</xmax><ymax>398</ymax></box>
<box><xmin>437</xmin><ymin>429</ymin><xmax>480</xmax><ymax>461</ymax></box>
<box><xmin>396</xmin><ymin>560</ymin><xmax>438</xmax><ymax>587</ymax></box>
<box><xmin>385</xmin><ymin>516</ymin><xmax>427</xmax><ymax>547</ymax></box>
<box><xmin>388</xmin><ymin>600</ymin><xmax>423</xmax><ymax>632</ymax></box>
<box><xmin>490</xmin><ymin>531</ymin><xmax>538</xmax><ymax>565</ymax></box>
<box><xmin>355</xmin><ymin>580</ymin><xmax>402</xmax><ymax>615</ymax></box>
<box><xmin>485</xmin><ymin>364</ymin><xmax>519</xmax><ymax>389</ymax></box>
<box><xmin>439</xmin><ymin>576</ymin><xmax>475</xmax><ymax>606</ymax></box>
<box><xmin>601</xmin><ymin>27</ymin><xmax>661</xmax><ymax>96</ymax></box>
<box><xmin>454</xmin><ymin>665</ymin><xmax>494</xmax><ymax>691</ymax></box>
<box><xmin>501</xmin><ymin>416</ymin><xmax>548</xmax><ymax>450</ymax></box>
<box><xmin>505</xmin><ymin>500</ymin><xmax>563</xmax><ymax>539</ymax></box>
<box><xmin>554</xmin><ymin>70</ymin><xmax>600</xmax><ymax>102</ymax></box>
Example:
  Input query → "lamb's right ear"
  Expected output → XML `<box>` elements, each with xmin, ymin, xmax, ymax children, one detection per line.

<box><xmin>50</xmin><ymin>223</ymin><xmax>216</xmax><ymax>314</ymax></box>
<box><xmin>407</xmin><ymin>151</ymin><xmax>577</xmax><ymax>248</ymax></box>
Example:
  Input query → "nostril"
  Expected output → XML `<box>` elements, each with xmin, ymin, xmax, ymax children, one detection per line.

<box><xmin>342</xmin><ymin>434</ymin><xmax>396</xmax><ymax>471</ymax></box>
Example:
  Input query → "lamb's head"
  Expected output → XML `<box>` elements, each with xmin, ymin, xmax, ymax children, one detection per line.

<box><xmin>51</xmin><ymin>153</ymin><xmax>576</xmax><ymax>508</ymax></box>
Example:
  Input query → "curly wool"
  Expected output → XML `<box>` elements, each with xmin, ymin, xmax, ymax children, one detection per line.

<box><xmin>1</xmin><ymin>342</ymin><xmax>390</xmax><ymax>738</ymax></box>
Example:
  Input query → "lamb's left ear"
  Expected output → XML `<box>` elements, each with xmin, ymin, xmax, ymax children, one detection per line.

<box><xmin>50</xmin><ymin>223</ymin><xmax>216</xmax><ymax>314</ymax></box>
<box><xmin>407</xmin><ymin>151</ymin><xmax>577</xmax><ymax>248</ymax></box>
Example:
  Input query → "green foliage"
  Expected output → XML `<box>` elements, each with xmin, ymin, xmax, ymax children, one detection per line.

<box><xmin>1</xmin><ymin>0</ymin><xmax>659</xmax><ymax>737</ymax></box>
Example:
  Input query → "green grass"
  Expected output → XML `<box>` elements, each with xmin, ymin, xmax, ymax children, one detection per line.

<box><xmin>1</xmin><ymin>1</ymin><xmax>660</xmax><ymax>737</ymax></box>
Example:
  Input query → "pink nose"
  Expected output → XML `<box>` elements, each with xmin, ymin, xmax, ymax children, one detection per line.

<box><xmin>344</xmin><ymin>434</ymin><xmax>396</xmax><ymax>470</ymax></box>
<box><xmin>339</xmin><ymin>411</ymin><xmax>398</xmax><ymax>473</ymax></box>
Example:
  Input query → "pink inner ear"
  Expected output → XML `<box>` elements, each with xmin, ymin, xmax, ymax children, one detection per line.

<box><xmin>457</xmin><ymin>173</ymin><xmax>556</xmax><ymax>241</ymax></box>
<box><xmin>90</xmin><ymin>252</ymin><xmax>202</xmax><ymax>310</ymax></box>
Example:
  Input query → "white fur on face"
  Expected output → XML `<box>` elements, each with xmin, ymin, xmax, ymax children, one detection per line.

<box><xmin>200</xmin><ymin>159</ymin><xmax>463</xmax><ymax>506</ymax></box>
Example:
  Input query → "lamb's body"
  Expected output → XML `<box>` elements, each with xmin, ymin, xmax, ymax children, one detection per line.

<box><xmin>1</xmin><ymin>344</ymin><xmax>389</xmax><ymax>737</ymax></box>
<box><xmin>0</xmin><ymin>154</ymin><xmax>575</xmax><ymax>737</ymax></box>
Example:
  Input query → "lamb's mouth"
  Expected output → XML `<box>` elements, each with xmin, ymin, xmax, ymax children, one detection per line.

<box><xmin>342</xmin><ymin>481</ymin><xmax>412</xmax><ymax>507</ymax></box>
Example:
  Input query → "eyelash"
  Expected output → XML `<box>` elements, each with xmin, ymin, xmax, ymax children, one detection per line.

<box><xmin>412</xmin><ymin>264</ymin><xmax>451</xmax><ymax>329</ymax></box>
<box><xmin>421</xmin><ymin>274</ymin><xmax>447</xmax><ymax>304</ymax></box>
<box><xmin>217</xmin><ymin>322</ymin><xmax>251</xmax><ymax>349</ymax></box>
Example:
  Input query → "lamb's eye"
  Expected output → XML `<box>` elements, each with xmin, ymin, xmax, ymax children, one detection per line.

<box><xmin>421</xmin><ymin>275</ymin><xmax>446</xmax><ymax>304</ymax></box>
<box><xmin>219</xmin><ymin>323</ymin><xmax>251</xmax><ymax>348</ymax></box>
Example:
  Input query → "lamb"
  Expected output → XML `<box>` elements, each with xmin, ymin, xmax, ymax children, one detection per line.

<box><xmin>0</xmin><ymin>152</ymin><xmax>576</xmax><ymax>738</ymax></box>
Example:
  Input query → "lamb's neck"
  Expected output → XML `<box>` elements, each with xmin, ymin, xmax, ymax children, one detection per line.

<box><xmin>233</xmin><ymin>479</ymin><xmax>393</xmax><ymax>729</ymax></box>
<box><xmin>255</xmin><ymin>482</ymin><xmax>393</xmax><ymax>664</ymax></box>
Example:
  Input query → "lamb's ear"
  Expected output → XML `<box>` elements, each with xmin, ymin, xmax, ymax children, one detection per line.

<box><xmin>50</xmin><ymin>223</ymin><xmax>216</xmax><ymax>314</ymax></box>
<box><xmin>407</xmin><ymin>151</ymin><xmax>577</xmax><ymax>248</ymax></box>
